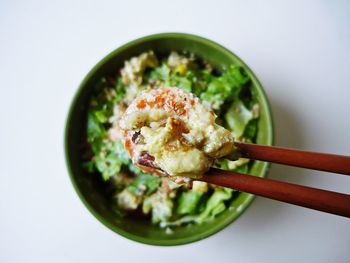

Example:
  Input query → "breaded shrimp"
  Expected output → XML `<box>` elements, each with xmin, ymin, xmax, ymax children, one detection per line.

<box><xmin>119</xmin><ymin>87</ymin><xmax>234</xmax><ymax>179</ymax></box>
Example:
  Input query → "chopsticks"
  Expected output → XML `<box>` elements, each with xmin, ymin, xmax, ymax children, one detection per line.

<box><xmin>233</xmin><ymin>142</ymin><xmax>350</xmax><ymax>175</ymax></box>
<box><xmin>201</xmin><ymin>143</ymin><xmax>350</xmax><ymax>218</ymax></box>
<box><xmin>137</xmin><ymin>141</ymin><xmax>350</xmax><ymax>217</ymax></box>
<box><xmin>200</xmin><ymin>169</ymin><xmax>350</xmax><ymax>218</ymax></box>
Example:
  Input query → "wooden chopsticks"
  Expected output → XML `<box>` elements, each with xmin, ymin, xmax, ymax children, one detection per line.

<box><xmin>234</xmin><ymin>142</ymin><xmax>350</xmax><ymax>175</ymax></box>
<box><xmin>200</xmin><ymin>169</ymin><xmax>350</xmax><ymax>218</ymax></box>
<box><xmin>137</xmin><ymin>140</ymin><xmax>350</xmax><ymax>217</ymax></box>
<box><xmin>201</xmin><ymin>143</ymin><xmax>350</xmax><ymax>218</ymax></box>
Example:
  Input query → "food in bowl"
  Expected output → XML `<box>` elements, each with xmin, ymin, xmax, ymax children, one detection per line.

<box><xmin>83</xmin><ymin>51</ymin><xmax>260</xmax><ymax>229</ymax></box>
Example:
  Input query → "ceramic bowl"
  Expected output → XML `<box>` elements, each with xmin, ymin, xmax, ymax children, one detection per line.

<box><xmin>65</xmin><ymin>33</ymin><xmax>274</xmax><ymax>245</ymax></box>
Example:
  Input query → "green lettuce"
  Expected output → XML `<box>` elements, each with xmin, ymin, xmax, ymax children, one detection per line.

<box><xmin>160</xmin><ymin>188</ymin><xmax>234</xmax><ymax>227</ymax></box>
<box><xmin>197</xmin><ymin>188</ymin><xmax>233</xmax><ymax>221</ymax></box>
<box><xmin>242</xmin><ymin>118</ymin><xmax>258</xmax><ymax>143</ymax></box>
<box><xmin>224</xmin><ymin>100</ymin><xmax>254</xmax><ymax>138</ymax></box>
<box><xmin>200</xmin><ymin>65</ymin><xmax>250</xmax><ymax>109</ymax></box>
<box><xmin>87</xmin><ymin>112</ymin><xmax>106</xmax><ymax>140</ymax></box>
<box><xmin>128</xmin><ymin>173</ymin><xmax>161</xmax><ymax>195</ymax></box>
<box><xmin>93</xmin><ymin>141</ymin><xmax>130</xmax><ymax>181</ymax></box>
<box><xmin>176</xmin><ymin>191</ymin><xmax>203</xmax><ymax>215</ymax></box>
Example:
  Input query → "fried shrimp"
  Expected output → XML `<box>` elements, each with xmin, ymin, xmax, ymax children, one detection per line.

<box><xmin>119</xmin><ymin>87</ymin><xmax>234</xmax><ymax>179</ymax></box>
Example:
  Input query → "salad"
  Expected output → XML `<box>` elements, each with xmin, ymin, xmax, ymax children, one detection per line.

<box><xmin>84</xmin><ymin>51</ymin><xmax>260</xmax><ymax>229</ymax></box>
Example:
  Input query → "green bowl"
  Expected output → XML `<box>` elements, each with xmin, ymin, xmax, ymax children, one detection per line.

<box><xmin>65</xmin><ymin>33</ymin><xmax>274</xmax><ymax>246</ymax></box>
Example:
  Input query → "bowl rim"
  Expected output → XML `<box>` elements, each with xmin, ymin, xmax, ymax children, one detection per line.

<box><xmin>64</xmin><ymin>32</ymin><xmax>274</xmax><ymax>246</ymax></box>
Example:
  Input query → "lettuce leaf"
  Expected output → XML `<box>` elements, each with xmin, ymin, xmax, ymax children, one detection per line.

<box><xmin>87</xmin><ymin>112</ymin><xmax>106</xmax><ymax>141</ymax></box>
<box><xmin>196</xmin><ymin>188</ymin><xmax>233</xmax><ymax>221</ymax></box>
<box><xmin>200</xmin><ymin>65</ymin><xmax>250</xmax><ymax>110</ymax></box>
<box><xmin>88</xmin><ymin>140</ymin><xmax>131</xmax><ymax>181</ymax></box>
<box><xmin>149</xmin><ymin>63</ymin><xmax>170</xmax><ymax>81</ymax></box>
<box><xmin>95</xmin><ymin>153</ymin><xmax>123</xmax><ymax>181</ymax></box>
<box><xmin>128</xmin><ymin>173</ymin><xmax>161</xmax><ymax>195</ymax></box>
<box><xmin>242</xmin><ymin>118</ymin><xmax>258</xmax><ymax>142</ymax></box>
<box><xmin>176</xmin><ymin>191</ymin><xmax>203</xmax><ymax>215</ymax></box>
<box><xmin>160</xmin><ymin>188</ymin><xmax>234</xmax><ymax>227</ymax></box>
<box><xmin>224</xmin><ymin>100</ymin><xmax>254</xmax><ymax>138</ymax></box>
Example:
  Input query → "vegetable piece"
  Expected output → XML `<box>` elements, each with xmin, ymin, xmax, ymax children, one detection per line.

<box><xmin>196</xmin><ymin>188</ymin><xmax>233</xmax><ymax>221</ymax></box>
<box><xmin>222</xmin><ymin>65</ymin><xmax>250</xmax><ymax>87</ymax></box>
<box><xmin>192</xmin><ymin>181</ymin><xmax>208</xmax><ymax>193</ymax></box>
<box><xmin>149</xmin><ymin>64</ymin><xmax>170</xmax><ymax>81</ymax></box>
<box><xmin>176</xmin><ymin>191</ymin><xmax>203</xmax><ymax>215</ymax></box>
<box><xmin>95</xmin><ymin>153</ymin><xmax>123</xmax><ymax>181</ymax></box>
<box><xmin>215</xmin><ymin>159</ymin><xmax>229</xmax><ymax>170</ymax></box>
<box><xmin>227</xmin><ymin>158</ymin><xmax>249</xmax><ymax>170</ymax></box>
<box><xmin>127</xmin><ymin>173</ymin><xmax>161</xmax><ymax>195</ymax></box>
<box><xmin>87</xmin><ymin>112</ymin><xmax>106</xmax><ymax>140</ymax></box>
<box><xmin>167</xmin><ymin>74</ymin><xmax>192</xmax><ymax>92</ymax></box>
<box><xmin>200</xmin><ymin>65</ymin><xmax>250</xmax><ymax>110</ymax></box>
<box><xmin>160</xmin><ymin>188</ymin><xmax>234</xmax><ymax>227</ymax></box>
<box><xmin>114</xmin><ymin>78</ymin><xmax>126</xmax><ymax>103</ymax></box>
<box><xmin>242</xmin><ymin>118</ymin><xmax>258</xmax><ymax>142</ymax></box>
<box><xmin>90</xmin><ymin>141</ymin><xmax>131</xmax><ymax>181</ymax></box>
<box><xmin>94</xmin><ymin>109</ymin><xmax>109</xmax><ymax>123</ymax></box>
<box><xmin>224</xmin><ymin>101</ymin><xmax>254</xmax><ymax>138</ymax></box>
<box><xmin>234</xmin><ymin>163</ymin><xmax>249</xmax><ymax>174</ymax></box>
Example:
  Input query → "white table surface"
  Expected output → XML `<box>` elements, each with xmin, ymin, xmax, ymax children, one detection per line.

<box><xmin>1</xmin><ymin>0</ymin><xmax>350</xmax><ymax>262</ymax></box>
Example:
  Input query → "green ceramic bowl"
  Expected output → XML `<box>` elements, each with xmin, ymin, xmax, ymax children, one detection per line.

<box><xmin>65</xmin><ymin>33</ymin><xmax>273</xmax><ymax>246</ymax></box>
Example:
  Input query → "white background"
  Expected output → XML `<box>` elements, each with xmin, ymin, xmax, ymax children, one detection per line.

<box><xmin>1</xmin><ymin>0</ymin><xmax>350</xmax><ymax>262</ymax></box>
